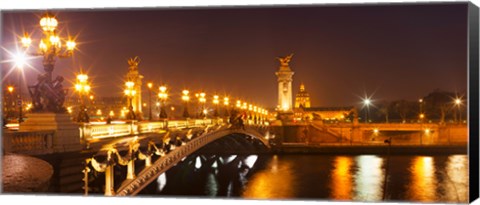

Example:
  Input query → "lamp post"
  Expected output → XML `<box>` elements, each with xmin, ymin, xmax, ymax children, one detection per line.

<box><xmin>182</xmin><ymin>90</ymin><xmax>190</xmax><ymax>118</ymax></box>
<box><xmin>20</xmin><ymin>13</ymin><xmax>76</xmax><ymax>113</ymax></box>
<box><xmin>454</xmin><ymin>98</ymin><xmax>462</xmax><ymax>123</ymax></box>
<box><xmin>199</xmin><ymin>92</ymin><xmax>206</xmax><ymax>118</ymax></box>
<box><xmin>147</xmin><ymin>82</ymin><xmax>153</xmax><ymax>121</ymax></box>
<box><xmin>6</xmin><ymin>86</ymin><xmax>14</xmax><ymax>120</ymax></box>
<box><xmin>158</xmin><ymin>86</ymin><xmax>168</xmax><ymax>119</ymax></box>
<box><xmin>14</xmin><ymin>54</ymin><xmax>26</xmax><ymax>123</ymax></box>
<box><xmin>223</xmin><ymin>97</ymin><xmax>230</xmax><ymax>118</ymax></box>
<box><xmin>363</xmin><ymin>99</ymin><xmax>371</xmax><ymax>123</ymax></box>
<box><xmin>213</xmin><ymin>95</ymin><xmax>219</xmax><ymax>117</ymax></box>
<box><xmin>124</xmin><ymin>81</ymin><xmax>136</xmax><ymax>120</ymax></box>
<box><xmin>75</xmin><ymin>74</ymin><xmax>91</xmax><ymax>123</ymax></box>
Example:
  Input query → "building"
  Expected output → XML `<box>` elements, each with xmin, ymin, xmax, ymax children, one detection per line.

<box><xmin>294</xmin><ymin>83</ymin><xmax>311</xmax><ymax>109</ymax></box>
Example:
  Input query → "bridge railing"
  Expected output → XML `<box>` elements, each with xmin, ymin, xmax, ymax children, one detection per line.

<box><xmin>2</xmin><ymin>130</ymin><xmax>55</xmax><ymax>155</ymax></box>
<box><xmin>80</xmin><ymin>119</ymin><xmax>218</xmax><ymax>141</ymax></box>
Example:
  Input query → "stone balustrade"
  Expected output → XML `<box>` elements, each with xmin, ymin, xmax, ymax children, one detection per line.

<box><xmin>2</xmin><ymin>130</ymin><xmax>55</xmax><ymax>155</ymax></box>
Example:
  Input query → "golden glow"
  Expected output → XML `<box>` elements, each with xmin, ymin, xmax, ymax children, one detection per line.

<box><xmin>373</xmin><ymin>129</ymin><xmax>379</xmax><ymax>134</ymax></box>
<box><xmin>182</xmin><ymin>90</ymin><xmax>190</xmax><ymax>102</ymax></box>
<box><xmin>21</xmin><ymin>35</ymin><xmax>32</xmax><ymax>48</ymax></box>
<box><xmin>455</xmin><ymin>98</ymin><xmax>461</xmax><ymax>105</ymax></box>
<box><xmin>7</xmin><ymin>86</ymin><xmax>14</xmax><ymax>93</ymax></box>
<box><xmin>66</xmin><ymin>40</ymin><xmax>76</xmax><ymax>51</ymax></box>
<box><xmin>89</xmin><ymin>95</ymin><xmax>94</xmax><ymax>100</ymax></box>
<box><xmin>67</xmin><ymin>106</ymin><xmax>72</xmax><ymax>114</ymax></box>
<box><xmin>419</xmin><ymin>113</ymin><xmax>425</xmax><ymax>119</ymax></box>
<box><xmin>40</xmin><ymin>14</ymin><xmax>58</xmax><ymax>32</ymax></box>
<box><xmin>353</xmin><ymin>155</ymin><xmax>384</xmax><ymax>201</ymax></box>
<box><xmin>224</xmin><ymin>97</ymin><xmax>229</xmax><ymax>106</ymax></box>
<box><xmin>109</xmin><ymin>110</ymin><xmax>114</xmax><ymax>117</ymax></box>
<box><xmin>96</xmin><ymin>109</ymin><xmax>102</xmax><ymax>115</ymax></box>
<box><xmin>49</xmin><ymin>35</ymin><xmax>60</xmax><ymax>46</ymax></box>
<box><xmin>330</xmin><ymin>156</ymin><xmax>353</xmax><ymax>200</ymax></box>
<box><xmin>159</xmin><ymin>86</ymin><xmax>167</xmax><ymax>92</ymax></box>
<box><xmin>424</xmin><ymin>129</ymin><xmax>430</xmax><ymax>134</ymax></box>
<box><xmin>39</xmin><ymin>40</ymin><xmax>47</xmax><ymax>51</ymax></box>
<box><xmin>199</xmin><ymin>92</ymin><xmax>206</xmax><ymax>103</ymax></box>
<box><xmin>444</xmin><ymin>155</ymin><xmax>469</xmax><ymax>202</ymax></box>
<box><xmin>242</xmin><ymin>155</ymin><xmax>295</xmax><ymax>199</ymax></box>
<box><xmin>77</xmin><ymin>74</ymin><xmax>88</xmax><ymax>83</ymax></box>
<box><xmin>213</xmin><ymin>95</ymin><xmax>219</xmax><ymax>104</ymax></box>
<box><xmin>125</xmin><ymin>81</ymin><xmax>134</xmax><ymax>88</ymax></box>
<box><xmin>147</xmin><ymin>82</ymin><xmax>153</xmax><ymax>89</ymax></box>
<box><xmin>236</xmin><ymin>100</ymin><xmax>241</xmax><ymax>108</ymax></box>
<box><xmin>407</xmin><ymin>156</ymin><xmax>437</xmax><ymax>202</ymax></box>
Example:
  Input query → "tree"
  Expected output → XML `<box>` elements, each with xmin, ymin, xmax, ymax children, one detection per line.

<box><xmin>423</xmin><ymin>90</ymin><xmax>456</xmax><ymax>124</ymax></box>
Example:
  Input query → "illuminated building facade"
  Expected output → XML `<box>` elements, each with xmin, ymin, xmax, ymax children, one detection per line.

<box><xmin>294</xmin><ymin>83</ymin><xmax>311</xmax><ymax>109</ymax></box>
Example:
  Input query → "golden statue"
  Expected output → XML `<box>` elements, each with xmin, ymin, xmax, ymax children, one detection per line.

<box><xmin>128</xmin><ymin>56</ymin><xmax>141</xmax><ymax>70</ymax></box>
<box><xmin>277</xmin><ymin>53</ymin><xmax>294</xmax><ymax>66</ymax></box>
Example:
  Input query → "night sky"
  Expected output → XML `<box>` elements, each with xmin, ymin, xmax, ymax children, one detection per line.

<box><xmin>1</xmin><ymin>3</ymin><xmax>468</xmax><ymax>108</ymax></box>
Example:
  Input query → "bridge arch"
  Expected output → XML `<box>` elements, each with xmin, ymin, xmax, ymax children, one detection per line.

<box><xmin>110</xmin><ymin>126</ymin><xmax>270</xmax><ymax>196</ymax></box>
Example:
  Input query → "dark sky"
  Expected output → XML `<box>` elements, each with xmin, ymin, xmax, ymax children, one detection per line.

<box><xmin>1</xmin><ymin>3</ymin><xmax>468</xmax><ymax>108</ymax></box>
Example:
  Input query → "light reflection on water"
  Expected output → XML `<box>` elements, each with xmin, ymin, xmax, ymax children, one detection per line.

<box><xmin>353</xmin><ymin>155</ymin><xmax>384</xmax><ymax>201</ymax></box>
<box><xmin>240</xmin><ymin>154</ymin><xmax>468</xmax><ymax>203</ymax></box>
<box><xmin>407</xmin><ymin>156</ymin><xmax>437</xmax><ymax>202</ymax></box>
<box><xmin>242</xmin><ymin>155</ymin><xmax>296</xmax><ymax>199</ymax></box>
<box><xmin>330</xmin><ymin>156</ymin><xmax>353</xmax><ymax>200</ymax></box>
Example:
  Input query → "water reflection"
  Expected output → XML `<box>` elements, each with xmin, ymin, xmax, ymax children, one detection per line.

<box><xmin>353</xmin><ymin>155</ymin><xmax>384</xmax><ymax>201</ymax></box>
<box><xmin>242</xmin><ymin>155</ymin><xmax>296</xmax><ymax>199</ymax></box>
<box><xmin>146</xmin><ymin>154</ymin><xmax>468</xmax><ymax>203</ymax></box>
<box><xmin>406</xmin><ymin>156</ymin><xmax>437</xmax><ymax>202</ymax></box>
<box><xmin>442</xmin><ymin>155</ymin><xmax>469</xmax><ymax>202</ymax></box>
<box><xmin>330</xmin><ymin>156</ymin><xmax>353</xmax><ymax>200</ymax></box>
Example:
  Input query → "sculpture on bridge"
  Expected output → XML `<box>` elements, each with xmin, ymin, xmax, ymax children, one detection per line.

<box><xmin>128</xmin><ymin>56</ymin><xmax>141</xmax><ymax>70</ymax></box>
<box><xmin>277</xmin><ymin>53</ymin><xmax>294</xmax><ymax>66</ymax></box>
<box><xmin>28</xmin><ymin>73</ymin><xmax>68</xmax><ymax>113</ymax></box>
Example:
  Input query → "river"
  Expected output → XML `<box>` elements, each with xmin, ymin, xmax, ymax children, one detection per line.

<box><xmin>142</xmin><ymin>154</ymin><xmax>469</xmax><ymax>203</ymax></box>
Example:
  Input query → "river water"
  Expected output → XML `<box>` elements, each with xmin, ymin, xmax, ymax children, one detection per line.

<box><xmin>147</xmin><ymin>154</ymin><xmax>469</xmax><ymax>203</ymax></box>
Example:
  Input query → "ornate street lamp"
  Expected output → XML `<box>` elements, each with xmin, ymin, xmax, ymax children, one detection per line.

<box><xmin>223</xmin><ymin>97</ymin><xmax>230</xmax><ymax>118</ymax></box>
<box><xmin>6</xmin><ymin>86</ymin><xmax>14</xmax><ymax>120</ymax></box>
<box><xmin>158</xmin><ymin>86</ymin><xmax>168</xmax><ymax>119</ymax></box>
<box><xmin>198</xmin><ymin>92</ymin><xmax>206</xmax><ymax>118</ymax></box>
<box><xmin>75</xmin><ymin>74</ymin><xmax>91</xmax><ymax>122</ymax></box>
<box><xmin>213</xmin><ymin>95</ymin><xmax>219</xmax><ymax>117</ymax></box>
<box><xmin>124</xmin><ymin>81</ymin><xmax>137</xmax><ymax>120</ymax></box>
<box><xmin>13</xmin><ymin>53</ymin><xmax>26</xmax><ymax>123</ymax></box>
<box><xmin>20</xmin><ymin>13</ymin><xmax>76</xmax><ymax>113</ymax></box>
<box><xmin>147</xmin><ymin>82</ymin><xmax>153</xmax><ymax>121</ymax></box>
<box><xmin>181</xmin><ymin>90</ymin><xmax>190</xmax><ymax>118</ymax></box>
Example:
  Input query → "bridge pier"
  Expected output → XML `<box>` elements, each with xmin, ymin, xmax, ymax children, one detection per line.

<box><xmin>105</xmin><ymin>150</ymin><xmax>115</xmax><ymax>196</ymax></box>
<box><xmin>127</xmin><ymin>160</ymin><xmax>136</xmax><ymax>180</ymax></box>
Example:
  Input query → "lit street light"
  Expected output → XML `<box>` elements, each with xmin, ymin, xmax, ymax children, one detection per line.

<box><xmin>213</xmin><ymin>95</ymin><xmax>219</xmax><ymax>117</ymax></box>
<box><xmin>223</xmin><ymin>97</ymin><xmax>230</xmax><ymax>118</ymax></box>
<box><xmin>363</xmin><ymin>98</ymin><xmax>371</xmax><ymax>123</ymax></box>
<box><xmin>13</xmin><ymin>53</ymin><xmax>26</xmax><ymax>123</ymax></box>
<box><xmin>198</xmin><ymin>92</ymin><xmax>206</xmax><ymax>118</ymax></box>
<box><xmin>158</xmin><ymin>85</ymin><xmax>168</xmax><ymax>119</ymax></box>
<box><xmin>20</xmin><ymin>13</ymin><xmax>76</xmax><ymax>113</ymax></box>
<box><xmin>454</xmin><ymin>98</ymin><xmax>462</xmax><ymax>123</ymax></box>
<box><xmin>181</xmin><ymin>90</ymin><xmax>190</xmax><ymax>118</ymax></box>
<box><xmin>75</xmin><ymin>74</ymin><xmax>91</xmax><ymax>122</ymax></box>
<box><xmin>147</xmin><ymin>82</ymin><xmax>153</xmax><ymax>121</ymax></box>
<box><xmin>124</xmin><ymin>81</ymin><xmax>137</xmax><ymax>120</ymax></box>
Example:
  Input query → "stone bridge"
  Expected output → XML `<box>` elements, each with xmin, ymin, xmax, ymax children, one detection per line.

<box><xmin>81</xmin><ymin>123</ymin><xmax>271</xmax><ymax>196</ymax></box>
